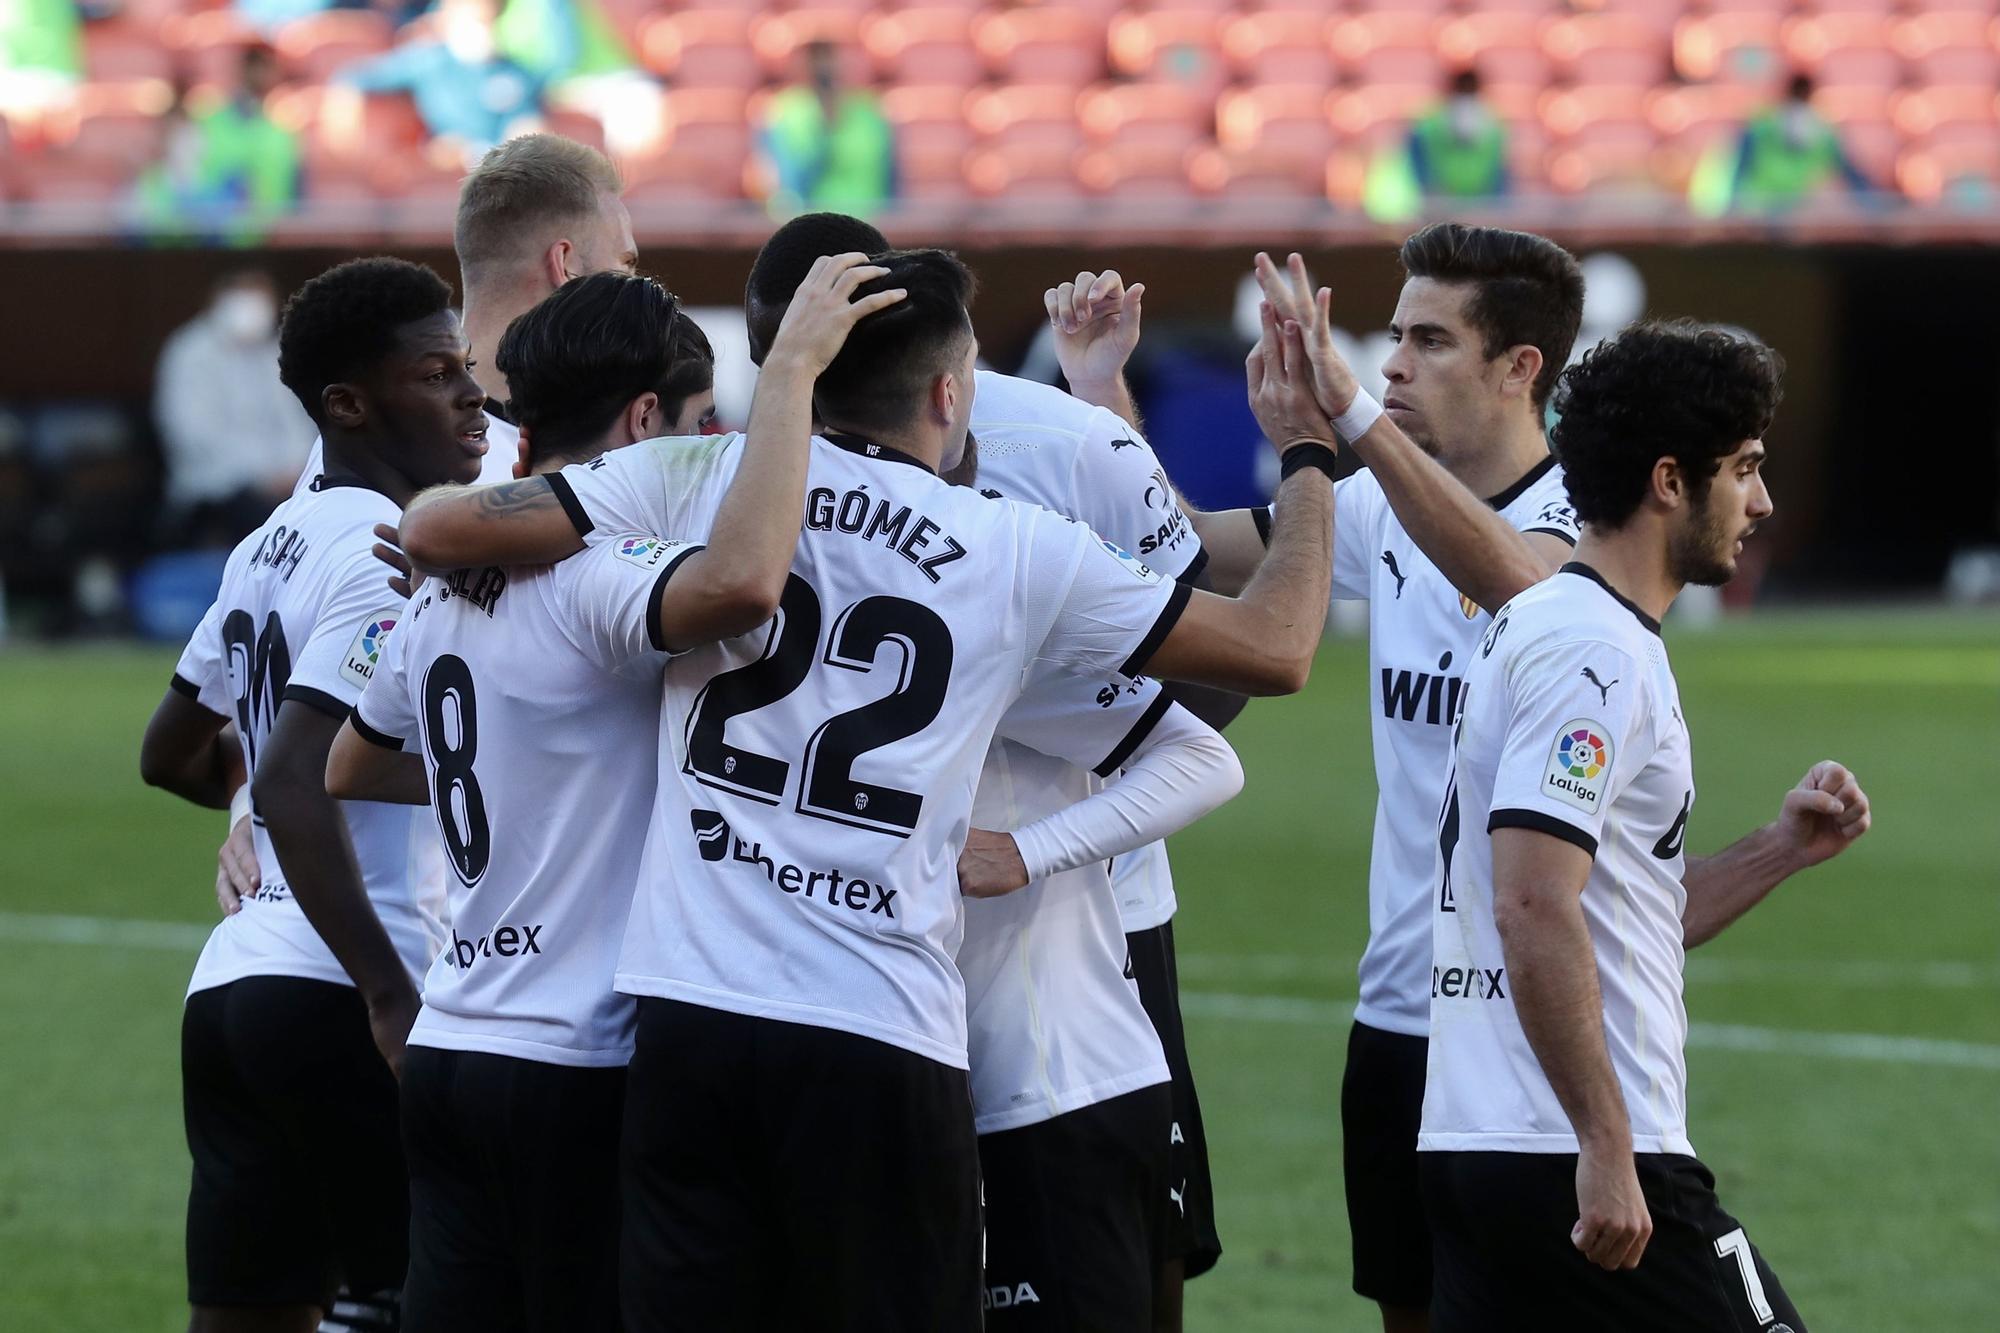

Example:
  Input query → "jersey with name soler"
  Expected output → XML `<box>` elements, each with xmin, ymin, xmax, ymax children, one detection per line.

<box><xmin>354</xmin><ymin>532</ymin><xmax>700</xmax><ymax>1067</ymax></box>
<box><xmin>171</xmin><ymin>476</ymin><xmax>448</xmax><ymax>998</ymax></box>
<box><xmin>1327</xmin><ymin>456</ymin><xmax>1578</xmax><ymax>1038</ymax></box>
<box><xmin>969</xmin><ymin>369</ymin><xmax>1207</xmax><ymax>934</ymax></box>
<box><xmin>549</xmin><ymin>431</ymin><xmax>1191</xmax><ymax>1069</ymax></box>
<box><xmin>1420</xmin><ymin>564</ymin><xmax>1696</xmax><ymax>1156</ymax></box>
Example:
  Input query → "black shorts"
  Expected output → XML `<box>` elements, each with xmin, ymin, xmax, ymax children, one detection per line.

<box><xmin>1340</xmin><ymin>1020</ymin><xmax>1431</xmax><ymax>1308</ymax></box>
<box><xmin>1422</xmin><ymin>1150</ymin><xmax>1807</xmax><ymax>1333</ymax></box>
<box><xmin>401</xmin><ymin>1046</ymin><xmax>625</xmax><ymax>1333</ymax></box>
<box><xmin>181</xmin><ymin>975</ymin><xmax>408</xmax><ymax>1311</ymax></box>
<box><xmin>1126</xmin><ymin>920</ymin><xmax>1222</xmax><ymax>1279</ymax></box>
<box><xmin>978</xmin><ymin>1083</ymin><xmax>1173</xmax><ymax>1331</ymax></box>
<box><xmin>620</xmin><ymin>998</ymin><xmax>983</xmax><ymax>1333</ymax></box>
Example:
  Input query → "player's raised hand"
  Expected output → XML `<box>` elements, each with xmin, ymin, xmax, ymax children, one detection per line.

<box><xmin>1774</xmin><ymin>760</ymin><xmax>1872</xmax><ymax>869</ymax></box>
<box><xmin>371</xmin><ymin>523</ymin><xmax>416</xmax><ymax>599</ymax></box>
<box><xmin>1254</xmin><ymin>251</ymin><xmax>1363</xmax><ymax>425</ymax></box>
<box><xmin>957</xmin><ymin>829</ymin><xmax>1032</xmax><ymax>898</ymax></box>
<box><xmin>215</xmin><ymin>813</ymin><xmax>258</xmax><ymax>917</ymax></box>
<box><xmin>1247</xmin><ymin>301</ymin><xmax>1337</xmax><ymax>456</ymax></box>
<box><xmin>1572</xmin><ymin>1144</ymin><xmax>1653</xmax><ymax>1270</ymax></box>
<box><xmin>769</xmin><ymin>253</ymin><xmax>907</xmax><ymax>374</ymax></box>
<box><xmin>1045</xmin><ymin>269</ymin><xmax>1145</xmax><ymax>396</ymax></box>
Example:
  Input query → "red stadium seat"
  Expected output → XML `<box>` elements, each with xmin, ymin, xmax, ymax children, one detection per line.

<box><xmin>160</xmin><ymin>9</ymin><xmax>265</xmax><ymax>90</ymax></box>
<box><xmin>1327</xmin><ymin>82</ymin><xmax>1438</xmax><ymax>148</ymax></box>
<box><xmin>1897</xmin><ymin>134</ymin><xmax>2000</xmax><ymax>203</ymax></box>
<box><xmin>972</xmin><ymin>9</ymin><xmax>1108</xmax><ymax>89</ymax></box>
<box><xmin>1567</xmin><ymin>0</ymin><xmax>1683</xmax><ymax>37</ymax></box>
<box><xmin>861</xmin><ymin>8</ymin><xmax>984</xmax><ymax>87</ymax></box>
<box><xmin>965</xmin><ymin>138</ymin><xmax>1084</xmax><ymax>197</ymax></box>
<box><xmin>1541</xmin><ymin>84</ymin><xmax>1651</xmax><ymax>138</ymax></box>
<box><xmin>1220</xmin><ymin>12</ymin><xmax>1337</xmax><ymax>90</ymax></box>
<box><xmin>1674</xmin><ymin>13</ymin><xmax>1787</xmax><ymax>87</ymax></box>
<box><xmin>1107</xmin><ymin>9</ymin><xmax>1230</xmax><ymax>98</ymax></box>
<box><xmin>65</xmin><ymin>105</ymin><xmax>166</xmax><ymax>170</ymax></box>
<box><xmin>637</xmin><ymin>10</ymin><xmax>762</xmax><ymax>90</ymax></box>
<box><xmin>966</xmin><ymin>83</ymin><xmax>1083</xmax><ymax>148</ymax></box>
<box><xmin>1345</xmin><ymin>0</ymin><xmax>1455</xmax><ymax>16</ymax></box>
<box><xmin>751</xmin><ymin>10</ymin><xmax>867</xmax><ymax>82</ymax></box>
<box><xmin>1646</xmin><ymin>82</ymin><xmax>1767</xmax><ymax>142</ymax></box>
<box><xmin>1078</xmin><ymin>81</ymin><xmax>1213</xmax><ymax>143</ymax></box>
<box><xmin>1216</xmin><ymin>84</ymin><xmax>1333</xmax><ymax>154</ymax></box>
<box><xmin>1892</xmin><ymin>85</ymin><xmax>1998</xmax><ymax>140</ymax></box>
<box><xmin>881</xmin><ymin>84</ymin><xmax>975</xmax><ymax>199</ymax></box>
<box><xmin>1893</xmin><ymin>14</ymin><xmax>2000</xmax><ymax>88</ymax></box>
<box><xmin>83</xmin><ymin>19</ymin><xmax>176</xmax><ymax>83</ymax></box>
<box><xmin>19</xmin><ymin>153</ymin><xmax>132</xmax><ymax>203</ymax></box>
<box><xmin>1544</xmin><ymin>14</ymin><xmax>1671</xmax><ymax>86</ymax></box>
<box><xmin>1329</xmin><ymin>14</ymin><xmax>1443</xmax><ymax>87</ymax></box>
<box><xmin>1186</xmin><ymin>142</ymin><xmax>1331</xmax><ymax>199</ymax></box>
<box><xmin>624</xmin><ymin>91</ymin><xmax>755</xmax><ymax>202</ymax></box>
<box><xmin>1077</xmin><ymin>141</ymin><xmax>1198</xmax><ymax>197</ymax></box>
<box><xmin>274</xmin><ymin>11</ymin><xmax>395</xmax><ymax>87</ymax></box>
<box><xmin>1436</xmin><ymin>14</ymin><xmax>1551</xmax><ymax>89</ymax></box>
<box><xmin>1784</xmin><ymin>15</ymin><xmax>1903</xmax><ymax>91</ymax></box>
<box><xmin>1545</xmin><ymin>121</ymin><xmax>1660</xmax><ymax>193</ymax></box>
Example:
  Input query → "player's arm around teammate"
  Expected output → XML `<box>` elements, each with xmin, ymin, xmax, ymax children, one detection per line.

<box><xmin>391</xmin><ymin>254</ymin><xmax>900</xmax><ymax>573</ymax></box>
<box><xmin>1679</xmin><ymin>761</ymin><xmax>1871</xmax><ymax>948</ymax></box>
<box><xmin>957</xmin><ymin>696</ymin><xmax>1244</xmax><ymax>897</ymax></box>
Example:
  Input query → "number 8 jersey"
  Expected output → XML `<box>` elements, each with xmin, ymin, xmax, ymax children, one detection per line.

<box><xmin>551</xmin><ymin>432</ymin><xmax>1191</xmax><ymax>1069</ymax></box>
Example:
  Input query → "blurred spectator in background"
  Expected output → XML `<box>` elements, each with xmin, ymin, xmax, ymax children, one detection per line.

<box><xmin>1366</xmin><ymin>67</ymin><xmax>1507</xmax><ymax>222</ymax></box>
<box><xmin>496</xmin><ymin>0</ymin><xmax>663</xmax><ymax>157</ymax></box>
<box><xmin>1410</xmin><ymin>68</ymin><xmax>1510</xmax><ymax>201</ymax></box>
<box><xmin>135</xmin><ymin>44</ymin><xmax>301</xmax><ymax>245</ymax></box>
<box><xmin>1693</xmin><ymin>72</ymin><xmax>1874</xmax><ymax>216</ymax></box>
<box><xmin>757</xmin><ymin>39</ymin><xmax>896</xmax><ymax>217</ymax></box>
<box><xmin>335</xmin><ymin>0</ymin><xmax>543</xmax><ymax>167</ymax></box>
<box><xmin>152</xmin><ymin>271</ymin><xmax>315</xmax><ymax>547</ymax></box>
<box><xmin>0</xmin><ymin>0</ymin><xmax>81</xmax><ymax>136</ymax></box>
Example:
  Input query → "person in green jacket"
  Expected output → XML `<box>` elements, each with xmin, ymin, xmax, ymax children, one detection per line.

<box><xmin>135</xmin><ymin>44</ymin><xmax>301</xmax><ymax>246</ymax></box>
<box><xmin>1716</xmin><ymin>72</ymin><xmax>1873</xmax><ymax>214</ymax></box>
<box><xmin>1409</xmin><ymin>68</ymin><xmax>1510</xmax><ymax>201</ymax></box>
<box><xmin>758</xmin><ymin>40</ymin><xmax>898</xmax><ymax>217</ymax></box>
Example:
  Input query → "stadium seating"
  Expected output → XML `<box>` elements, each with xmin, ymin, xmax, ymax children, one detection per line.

<box><xmin>14</xmin><ymin>0</ymin><xmax>2000</xmax><ymax>214</ymax></box>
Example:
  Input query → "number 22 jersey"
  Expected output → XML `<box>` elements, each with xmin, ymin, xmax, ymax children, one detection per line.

<box><xmin>170</xmin><ymin>476</ymin><xmax>448</xmax><ymax>998</ymax></box>
<box><xmin>549</xmin><ymin>432</ymin><xmax>1191</xmax><ymax>1069</ymax></box>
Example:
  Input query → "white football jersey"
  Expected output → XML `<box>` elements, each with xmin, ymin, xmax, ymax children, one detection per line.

<box><xmin>353</xmin><ymin>533</ymin><xmax>699</xmax><ymax>1067</ymax></box>
<box><xmin>1419</xmin><ymin>564</ymin><xmax>1697</xmax><ymax>1156</ymax></box>
<box><xmin>969</xmin><ymin>369</ymin><xmax>1205</xmax><ymax>934</ymax></box>
<box><xmin>295</xmin><ymin>410</ymin><xmax>520</xmax><ymax>496</ymax></box>
<box><xmin>962</xmin><ymin>669</ymin><xmax>1174</xmax><ymax>1134</ymax></box>
<box><xmin>171</xmin><ymin>476</ymin><xmax>449</xmax><ymax>998</ymax></box>
<box><xmin>551</xmin><ymin>430</ymin><xmax>1191</xmax><ymax>1068</ymax></box>
<box><xmin>1310</xmin><ymin>457</ymin><xmax>1579</xmax><ymax>1037</ymax></box>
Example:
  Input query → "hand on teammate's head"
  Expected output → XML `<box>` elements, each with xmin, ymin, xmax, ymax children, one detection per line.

<box><xmin>766</xmin><ymin>253</ymin><xmax>908</xmax><ymax>374</ymax></box>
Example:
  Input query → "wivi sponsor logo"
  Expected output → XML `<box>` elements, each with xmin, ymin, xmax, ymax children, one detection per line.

<box><xmin>688</xmin><ymin>810</ymin><xmax>898</xmax><ymax>918</ymax></box>
<box><xmin>1381</xmin><ymin>651</ymin><xmax>1463</xmax><ymax>726</ymax></box>
<box><xmin>445</xmin><ymin>922</ymin><xmax>545</xmax><ymax>969</ymax></box>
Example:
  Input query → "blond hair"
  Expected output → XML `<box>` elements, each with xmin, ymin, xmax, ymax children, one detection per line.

<box><xmin>455</xmin><ymin>134</ymin><xmax>623</xmax><ymax>277</ymax></box>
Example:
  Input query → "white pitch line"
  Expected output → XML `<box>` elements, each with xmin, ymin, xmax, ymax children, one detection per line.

<box><xmin>4</xmin><ymin>912</ymin><xmax>1995</xmax><ymax>1072</ymax></box>
<box><xmin>1177</xmin><ymin>992</ymin><xmax>2000</xmax><ymax>1073</ymax></box>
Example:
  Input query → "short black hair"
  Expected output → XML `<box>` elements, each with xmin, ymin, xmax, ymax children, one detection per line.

<box><xmin>814</xmin><ymin>248</ymin><xmax>976</xmax><ymax>436</ymax></box>
<box><xmin>496</xmin><ymin>271</ymin><xmax>697</xmax><ymax>466</ymax></box>
<box><xmin>745</xmin><ymin>211</ymin><xmax>890</xmax><ymax>363</ymax></box>
<box><xmin>657</xmin><ymin>309</ymin><xmax>716</xmax><ymax>428</ymax></box>
<box><xmin>1552</xmin><ymin>320</ymin><xmax>1784</xmax><ymax>529</ymax></box>
<box><xmin>277</xmin><ymin>257</ymin><xmax>454</xmax><ymax>426</ymax></box>
<box><xmin>1398</xmin><ymin>222</ymin><xmax>1586</xmax><ymax>409</ymax></box>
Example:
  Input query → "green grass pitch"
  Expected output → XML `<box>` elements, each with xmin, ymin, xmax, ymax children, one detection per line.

<box><xmin>1</xmin><ymin>607</ymin><xmax>1995</xmax><ymax>1330</ymax></box>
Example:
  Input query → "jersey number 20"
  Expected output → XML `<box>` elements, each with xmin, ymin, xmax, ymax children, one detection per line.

<box><xmin>683</xmin><ymin>574</ymin><xmax>952</xmax><ymax>838</ymax></box>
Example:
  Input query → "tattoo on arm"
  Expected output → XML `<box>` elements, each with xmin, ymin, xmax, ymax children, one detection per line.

<box><xmin>471</xmin><ymin>477</ymin><xmax>557</xmax><ymax>516</ymax></box>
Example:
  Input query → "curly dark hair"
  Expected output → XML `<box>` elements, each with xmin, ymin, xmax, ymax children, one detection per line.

<box><xmin>1398</xmin><ymin>222</ymin><xmax>1585</xmax><ymax>409</ymax></box>
<box><xmin>498</xmin><ymin>271</ymin><xmax>704</xmax><ymax>466</ymax></box>
<box><xmin>745</xmin><ymin>212</ymin><xmax>890</xmax><ymax>363</ymax></box>
<box><xmin>277</xmin><ymin>257</ymin><xmax>454</xmax><ymax>426</ymax></box>
<box><xmin>1551</xmin><ymin>320</ymin><xmax>1785</xmax><ymax>529</ymax></box>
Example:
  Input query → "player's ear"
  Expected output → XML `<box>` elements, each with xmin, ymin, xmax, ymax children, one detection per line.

<box><xmin>1651</xmin><ymin>455</ymin><xmax>1685</xmax><ymax>512</ymax></box>
<box><xmin>512</xmin><ymin>425</ymin><xmax>533</xmax><ymax>480</ymax></box>
<box><xmin>543</xmin><ymin>239</ymin><xmax>575</xmax><ymax>290</ymax></box>
<box><xmin>625</xmin><ymin>392</ymin><xmax>662</xmax><ymax>442</ymax></box>
<box><xmin>1501</xmin><ymin>344</ymin><xmax>1542</xmax><ymax>401</ymax></box>
<box><xmin>321</xmin><ymin>381</ymin><xmax>366</xmax><ymax>431</ymax></box>
<box><xmin>930</xmin><ymin>370</ymin><xmax>957</xmax><ymax>425</ymax></box>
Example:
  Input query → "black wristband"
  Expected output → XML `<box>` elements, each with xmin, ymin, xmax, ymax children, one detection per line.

<box><xmin>1279</xmin><ymin>442</ymin><xmax>1339</xmax><ymax>483</ymax></box>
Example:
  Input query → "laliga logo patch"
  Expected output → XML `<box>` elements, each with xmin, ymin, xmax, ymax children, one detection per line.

<box><xmin>614</xmin><ymin>535</ymin><xmax>678</xmax><ymax>568</ymax></box>
<box><xmin>1543</xmin><ymin>719</ymin><xmax>1613</xmax><ymax>812</ymax></box>
<box><xmin>1100</xmin><ymin>538</ymin><xmax>1162</xmax><ymax>585</ymax></box>
<box><xmin>340</xmin><ymin>610</ymin><xmax>401</xmax><ymax>688</ymax></box>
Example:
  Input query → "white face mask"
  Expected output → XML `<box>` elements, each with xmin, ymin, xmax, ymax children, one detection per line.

<box><xmin>1448</xmin><ymin>95</ymin><xmax>1488</xmax><ymax>140</ymax></box>
<box><xmin>214</xmin><ymin>289</ymin><xmax>275</xmax><ymax>343</ymax></box>
<box><xmin>444</xmin><ymin>13</ymin><xmax>496</xmax><ymax>64</ymax></box>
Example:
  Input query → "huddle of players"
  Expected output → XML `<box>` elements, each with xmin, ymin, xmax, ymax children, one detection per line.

<box><xmin>138</xmin><ymin>132</ymin><xmax>1873</xmax><ymax>1333</ymax></box>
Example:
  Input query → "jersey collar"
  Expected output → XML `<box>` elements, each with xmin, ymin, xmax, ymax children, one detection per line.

<box><xmin>822</xmin><ymin>432</ymin><xmax>936</xmax><ymax>476</ymax></box>
<box><xmin>307</xmin><ymin>472</ymin><xmax>372</xmax><ymax>493</ymax></box>
<box><xmin>1561</xmin><ymin>562</ymin><xmax>1663</xmax><ymax>637</ymax></box>
<box><xmin>1485</xmin><ymin>453</ymin><xmax>1556</xmax><ymax>510</ymax></box>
